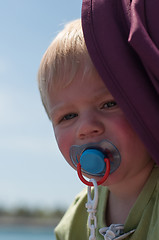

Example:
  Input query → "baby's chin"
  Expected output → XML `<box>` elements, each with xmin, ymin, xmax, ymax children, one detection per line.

<box><xmin>77</xmin><ymin>171</ymin><xmax>110</xmax><ymax>186</ymax></box>
<box><xmin>67</xmin><ymin>154</ymin><xmax>116</xmax><ymax>186</ymax></box>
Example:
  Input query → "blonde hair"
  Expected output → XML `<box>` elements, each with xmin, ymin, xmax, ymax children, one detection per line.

<box><xmin>38</xmin><ymin>19</ymin><xmax>95</xmax><ymax>118</ymax></box>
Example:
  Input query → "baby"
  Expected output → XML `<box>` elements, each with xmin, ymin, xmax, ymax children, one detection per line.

<box><xmin>38</xmin><ymin>19</ymin><xmax>159</xmax><ymax>240</ymax></box>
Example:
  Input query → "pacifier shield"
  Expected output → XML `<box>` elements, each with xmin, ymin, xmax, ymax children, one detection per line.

<box><xmin>70</xmin><ymin>139</ymin><xmax>121</xmax><ymax>177</ymax></box>
<box><xmin>80</xmin><ymin>149</ymin><xmax>106</xmax><ymax>174</ymax></box>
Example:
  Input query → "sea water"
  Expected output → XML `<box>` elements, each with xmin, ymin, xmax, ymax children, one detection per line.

<box><xmin>0</xmin><ymin>226</ymin><xmax>55</xmax><ymax>240</ymax></box>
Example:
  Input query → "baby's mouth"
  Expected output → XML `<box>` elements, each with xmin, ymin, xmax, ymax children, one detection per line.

<box><xmin>69</xmin><ymin>139</ymin><xmax>121</xmax><ymax>177</ymax></box>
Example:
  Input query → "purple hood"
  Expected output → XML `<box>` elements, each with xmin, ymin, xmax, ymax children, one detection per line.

<box><xmin>82</xmin><ymin>0</ymin><xmax>159</xmax><ymax>164</ymax></box>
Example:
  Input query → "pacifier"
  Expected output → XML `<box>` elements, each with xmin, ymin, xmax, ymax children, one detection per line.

<box><xmin>70</xmin><ymin>139</ymin><xmax>121</xmax><ymax>186</ymax></box>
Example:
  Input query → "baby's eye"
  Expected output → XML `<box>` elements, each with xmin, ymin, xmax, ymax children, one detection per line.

<box><xmin>102</xmin><ymin>101</ymin><xmax>117</xmax><ymax>109</ymax></box>
<box><xmin>61</xmin><ymin>113</ymin><xmax>78</xmax><ymax>121</ymax></box>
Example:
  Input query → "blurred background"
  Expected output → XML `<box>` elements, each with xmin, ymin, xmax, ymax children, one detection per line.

<box><xmin>0</xmin><ymin>0</ymin><xmax>84</xmax><ymax>239</ymax></box>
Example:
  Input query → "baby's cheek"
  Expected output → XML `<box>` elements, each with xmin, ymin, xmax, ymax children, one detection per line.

<box><xmin>113</xmin><ymin>115</ymin><xmax>136</xmax><ymax>137</ymax></box>
<box><xmin>55</xmin><ymin>133</ymin><xmax>72</xmax><ymax>164</ymax></box>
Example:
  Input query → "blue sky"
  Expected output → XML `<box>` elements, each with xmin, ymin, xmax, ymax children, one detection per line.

<box><xmin>0</xmin><ymin>0</ymin><xmax>84</xmax><ymax>209</ymax></box>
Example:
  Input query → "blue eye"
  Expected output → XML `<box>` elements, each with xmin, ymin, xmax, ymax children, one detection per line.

<box><xmin>62</xmin><ymin>113</ymin><xmax>78</xmax><ymax>121</ymax></box>
<box><xmin>102</xmin><ymin>101</ymin><xmax>117</xmax><ymax>109</ymax></box>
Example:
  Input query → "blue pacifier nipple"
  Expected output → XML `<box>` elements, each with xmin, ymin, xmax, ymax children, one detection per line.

<box><xmin>70</xmin><ymin>139</ymin><xmax>121</xmax><ymax>177</ymax></box>
<box><xmin>80</xmin><ymin>149</ymin><xmax>106</xmax><ymax>174</ymax></box>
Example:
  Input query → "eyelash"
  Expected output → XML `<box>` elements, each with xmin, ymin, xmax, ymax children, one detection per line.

<box><xmin>60</xmin><ymin>113</ymin><xmax>78</xmax><ymax>122</ymax></box>
<box><xmin>101</xmin><ymin>101</ymin><xmax>117</xmax><ymax>109</ymax></box>
<box><xmin>59</xmin><ymin>100</ymin><xmax>117</xmax><ymax>123</ymax></box>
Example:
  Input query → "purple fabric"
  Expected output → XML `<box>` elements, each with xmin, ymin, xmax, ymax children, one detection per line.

<box><xmin>82</xmin><ymin>0</ymin><xmax>159</xmax><ymax>164</ymax></box>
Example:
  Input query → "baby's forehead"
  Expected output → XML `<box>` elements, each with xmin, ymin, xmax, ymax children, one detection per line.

<box><xmin>50</xmin><ymin>58</ymin><xmax>97</xmax><ymax>91</ymax></box>
<box><xmin>50</xmin><ymin>67</ymin><xmax>112</xmax><ymax>100</ymax></box>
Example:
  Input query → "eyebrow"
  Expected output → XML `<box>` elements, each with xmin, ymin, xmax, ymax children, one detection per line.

<box><xmin>97</xmin><ymin>88</ymin><xmax>110</xmax><ymax>96</ymax></box>
<box><xmin>49</xmin><ymin>104</ymin><xmax>67</xmax><ymax>119</ymax></box>
<box><xmin>91</xmin><ymin>87</ymin><xmax>113</xmax><ymax>102</ymax></box>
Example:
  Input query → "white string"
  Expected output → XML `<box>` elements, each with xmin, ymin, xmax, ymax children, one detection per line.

<box><xmin>99</xmin><ymin>224</ymin><xmax>135</xmax><ymax>239</ymax></box>
<box><xmin>85</xmin><ymin>179</ymin><xmax>98</xmax><ymax>240</ymax></box>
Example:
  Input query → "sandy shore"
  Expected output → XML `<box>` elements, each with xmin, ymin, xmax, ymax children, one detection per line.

<box><xmin>0</xmin><ymin>216</ymin><xmax>61</xmax><ymax>228</ymax></box>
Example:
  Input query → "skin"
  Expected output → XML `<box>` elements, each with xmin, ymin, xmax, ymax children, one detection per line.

<box><xmin>47</xmin><ymin>69</ymin><xmax>154</xmax><ymax>224</ymax></box>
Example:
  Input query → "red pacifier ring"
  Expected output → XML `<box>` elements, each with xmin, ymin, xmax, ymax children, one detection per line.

<box><xmin>77</xmin><ymin>158</ymin><xmax>110</xmax><ymax>186</ymax></box>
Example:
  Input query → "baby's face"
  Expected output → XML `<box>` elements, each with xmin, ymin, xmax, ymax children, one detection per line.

<box><xmin>48</xmin><ymin>70</ymin><xmax>152</xmax><ymax>186</ymax></box>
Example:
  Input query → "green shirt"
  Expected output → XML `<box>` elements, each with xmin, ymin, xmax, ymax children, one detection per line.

<box><xmin>55</xmin><ymin>166</ymin><xmax>159</xmax><ymax>239</ymax></box>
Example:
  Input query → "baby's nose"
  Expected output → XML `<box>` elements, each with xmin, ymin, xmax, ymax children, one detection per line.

<box><xmin>77</xmin><ymin>115</ymin><xmax>104</xmax><ymax>140</ymax></box>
